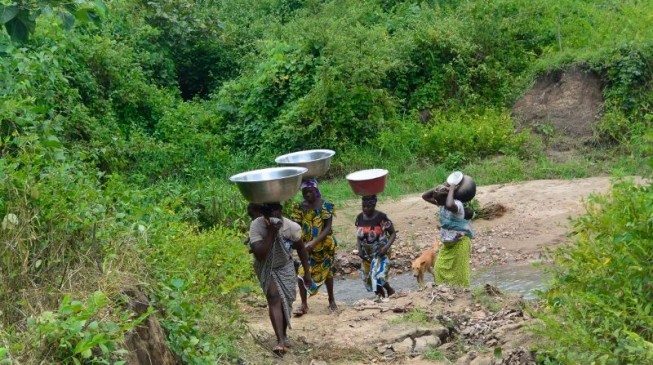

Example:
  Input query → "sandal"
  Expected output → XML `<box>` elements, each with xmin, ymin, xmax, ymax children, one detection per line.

<box><xmin>272</xmin><ymin>345</ymin><xmax>288</xmax><ymax>357</ymax></box>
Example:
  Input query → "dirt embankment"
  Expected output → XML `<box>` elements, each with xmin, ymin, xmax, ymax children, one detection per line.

<box><xmin>237</xmin><ymin>177</ymin><xmax>635</xmax><ymax>365</ymax></box>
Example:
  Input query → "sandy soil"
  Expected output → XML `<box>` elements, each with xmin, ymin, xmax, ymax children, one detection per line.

<box><xmin>238</xmin><ymin>176</ymin><xmax>636</xmax><ymax>365</ymax></box>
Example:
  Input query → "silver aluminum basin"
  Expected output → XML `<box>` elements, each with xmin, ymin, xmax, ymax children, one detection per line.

<box><xmin>275</xmin><ymin>149</ymin><xmax>335</xmax><ymax>178</ymax></box>
<box><xmin>229</xmin><ymin>167</ymin><xmax>308</xmax><ymax>203</ymax></box>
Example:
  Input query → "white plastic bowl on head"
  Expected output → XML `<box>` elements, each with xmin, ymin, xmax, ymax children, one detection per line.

<box><xmin>447</xmin><ymin>171</ymin><xmax>464</xmax><ymax>185</ymax></box>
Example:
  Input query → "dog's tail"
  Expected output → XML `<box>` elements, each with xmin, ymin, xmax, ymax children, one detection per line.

<box><xmin>433</xmin><ymin>238</ymin><xmax>442</xmax><ymax>251</ymax></box>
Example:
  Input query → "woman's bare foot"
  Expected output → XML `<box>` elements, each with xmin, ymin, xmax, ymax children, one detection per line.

<box><xmin>281</xmin><ymin>337</ymin><xmax>292</xmax><ymax>348</ymax></box>
<box><xmin>384</xmin><ymin>284</ymin><xmax>395</xmax><ymax>297</ymax></box>
<box><xmin>293</xmin><ymin>303</ymin><xmax>309</xmax><ymax>317</ymax></box>
<box><xmin>328</xmin><ymin>300</ymin><xmax>338</xmax><ymax>312</ymax></box>
<box><xmin>272</xmin><ymin>344</ymin><xmax>288</xmax><ymax>357</ymax></box>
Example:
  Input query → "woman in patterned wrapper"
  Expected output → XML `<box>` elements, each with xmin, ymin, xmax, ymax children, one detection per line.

<box><xmin>355</xmin><ymin>194</ymin><xmax>397</xmax><ymax>298</ymax></box>
<box><xmin>291</xmin><ymin>178</ymin><xmax>338</xmax><ymax>315</ymax></box>
<box><xmin>248</xmin><ymin>203</ymin><xmax>312</xmax><ymax>356</ymax></box>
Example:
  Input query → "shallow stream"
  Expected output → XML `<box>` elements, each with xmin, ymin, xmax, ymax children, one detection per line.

<box><xmin>334</xmin><ymin>262</ymin><xmax>550</xmax><ymax>304</ymax></box>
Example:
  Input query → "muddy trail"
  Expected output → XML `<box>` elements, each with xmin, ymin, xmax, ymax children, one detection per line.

<box><xmin>237</xmin><ymin>177</ymin><xmax>631</xmax><ymax>365</ymax></box>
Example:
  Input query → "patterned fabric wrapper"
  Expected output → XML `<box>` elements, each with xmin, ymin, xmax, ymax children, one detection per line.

<box><xmin>356</xmin><ymin>211</ymin><xmax>393</xmax><ymax>292</ymax></box>
<box><xmin>292</xmin><ymin>200</ymin><xmax>336</xmax><ymax>295</ymax></box>
<box><xmin>360</xmin><ymin>255</ymin><xmax>389</xmax><ymax>293</ymax></box>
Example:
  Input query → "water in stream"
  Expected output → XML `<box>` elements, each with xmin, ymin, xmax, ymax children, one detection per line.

<box><xmin>334</xmin><ymin>262</ymin><xmax>550</xmax><ymax>304</ymax></box>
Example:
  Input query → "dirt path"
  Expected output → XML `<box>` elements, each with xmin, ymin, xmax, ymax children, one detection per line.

<box><xmin>333</xmin><ymin>176</ymin><xmax>618</xmax><ymax>267</ymax></box>
<box><xmin>238</xmin><ymin>177</ymin><xmax>631</xmax><ymax>365</ymax></box>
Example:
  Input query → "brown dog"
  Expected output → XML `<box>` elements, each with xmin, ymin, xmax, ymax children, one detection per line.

<box><xmin>411</xmin><ymin>240</ymin><xmax>441</xmax><ymax>287</ymax></box>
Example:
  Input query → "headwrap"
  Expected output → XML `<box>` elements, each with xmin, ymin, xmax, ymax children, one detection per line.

<box><xmin>362</xmin><ymin>195</ymin><xmax>378</xmax><ymax>206</ymax></box>
<box><xmin>300</xmin><ymin>178</ymin><xmax>321</xmax><ymax>198</ymax></box>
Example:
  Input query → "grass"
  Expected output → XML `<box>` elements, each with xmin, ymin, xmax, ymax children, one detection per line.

<box><xmin>423</xmin><ymin>347</ymin><xmax>451</xmax><ymax>362</ymax></box>
<box><xmin>471</xmin><ymin>286</ymin><xmax>503</xmax><ymax>313</ymax></box>
<box><xmin>389</xmin><ymin>308</ymin><xmax>431</xmax><ymax>325</ymax></box>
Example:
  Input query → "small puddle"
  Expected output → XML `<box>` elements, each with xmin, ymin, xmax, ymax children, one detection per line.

<box><xmin>334</xmin><ymin>262</ymin><xmax>550</xmax><ymax>304</ymax></box>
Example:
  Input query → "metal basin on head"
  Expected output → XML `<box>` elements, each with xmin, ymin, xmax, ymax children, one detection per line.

<box><xmin>229</xmin><ymin>167</ymin><xmax>308</xmax><ymax>203</ymax></box>
<box><xmin>275</xmin><ymin>149</ymin><xmax>335</xmax><ymax>178</ymax></box>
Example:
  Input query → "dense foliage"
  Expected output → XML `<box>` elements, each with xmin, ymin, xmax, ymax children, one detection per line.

<box><xmin>1</xmin><ymin>0</ymin><xmax>652</xmax><ymax>363</ymax></box>
<box><xmin>536</xmin><ymin>171</ymin><xmax>653</xmax><ymax>364</ymax></box>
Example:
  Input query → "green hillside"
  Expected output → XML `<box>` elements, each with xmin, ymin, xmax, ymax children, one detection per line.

<box><xmin>0</xmin><ymin>0</ymin><xmax>651</xmax><ymax>363</ymax></box>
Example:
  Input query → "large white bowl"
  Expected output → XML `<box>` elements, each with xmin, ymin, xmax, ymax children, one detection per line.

<box><xmin>229</xmin><ymin>167</ymin><xmax>307</xmax><ymax>203</ymax></box>
<box><xmin>275</xmin><ymin>149</ymin><xmax>335</xmax><ymax>178</ymax></box>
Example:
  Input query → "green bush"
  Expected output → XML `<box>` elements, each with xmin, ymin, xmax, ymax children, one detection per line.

<box><xmin>590</xmin><ymin>44</ymin><xmax>653</xmax><ymax>118</ymax></box>
<box><xmin>384</xmin><ymin>0</ymin><xmax>552</xmax><ymax>111</ymax></box>
<box><xmin>27</xmin><ymin>291</ymin><xmax>148</xmax><ymax>365</ymax></box>
<box><xmin>0</xmin><ymin>142</ymin><xmax>127</xmax><ymax>324</ymax></box>
<box><xmin>215</xmin><ymin>1</ymin><xmax>398</xmax><ymax>152</ymax></box>
<box><xmin>127</xmin><ymin>0</ymin><xmax>241</xmax><ymax>99</ymax></box>
<box><xmin>419</xmin><ymin>109</ymin><xmax>529</xmax><ymax>166</ymax></box>
<box><xmin>145</xmin><ymin>222</ymin><xmax>256</xmax><ymax>363</ymax></box>
<box><xmin>535</xmin><ymin>177</ymin><xmax>653</xmax><ymax>364</ymax></box>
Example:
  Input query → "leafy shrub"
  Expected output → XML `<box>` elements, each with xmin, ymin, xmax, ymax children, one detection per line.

<box><xmin>123</xmin><ymin>99</ymin><xmax>235</xmax><ymax>184</ymax></box>
<box><xmin>215</xmin><ymin>1</ymin><xmax>398</xmax><ymax>152</ymax></box>
<box><xmin>145</xmin><ymin>223</ymin><xmax>256</xmax><ymax>363</ymax></box>
<box><xmin>384</xmin><ymin>0</ymin><xmax>551</xmax><ymax>111</ymax></box>
<box><xmin>419</xmin><ymin>109</ymin><xmax>529</xmax><ymax>166</ymax></box>
<box><xmin>535</xmin><ymin>177</ymin><xmax>653</xmax><ymax>364</ymax></box>
<box><xmin>593</xmin><ymin>44</ymin><xmax>653</xmax><ymax>116</ymax></box>
<box><xmin>54</xmin><ymin>31</ymin><xmax>176</xmax><ymax>139</ymax></box>
<box><xmin>0</xmin><ymin>143</ymin><xmax>129</xmax><ymax>324</ymax></box>
<box><xmin>27</xmin><ymin>291</ymin><xmax>148</xmax><ymax>365</ymax></box>
<box><xmin>131</xmin><ymin>0</ymin><xmax>241</xmax><ymax>99</ymax></box>
<box><xmin>375</xmin><ymin>116</ymin><xmax>426</xmax><ymax>162</ymax></box>
<box><xmin>0</xmin><ymin>1</ymin><xmax>106</xmax><ymax>43</ymax></box>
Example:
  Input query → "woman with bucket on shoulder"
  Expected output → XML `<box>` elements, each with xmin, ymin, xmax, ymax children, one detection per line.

<box><xmin>421</xmin><ymin>175</ymin><xmax>475</xmax><ymax>288</ymax></box>
<box><xmin>291</xmin><ymin>178</ymin><xmax>338</xmax><ymax>315</ymax></box>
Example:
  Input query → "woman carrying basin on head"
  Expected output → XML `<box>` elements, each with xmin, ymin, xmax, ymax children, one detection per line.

<box><xmin>291</xmin><ymin>178</ymin><xmax>338</xmax><ymax>315</ymax></box>
<box><xmin>356</xmin><ymin>194</ymin><xmax>396</xmax><ymax>298</ymax></box>
<box><xmin>248</xmin><ymin>203</ymin><xmax>312</xmax><ymax>355</ymax></box>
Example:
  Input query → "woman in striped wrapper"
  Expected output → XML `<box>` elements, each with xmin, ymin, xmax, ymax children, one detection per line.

<box><xmin>248</xmin><ymin>203</ymin><xmax>312</xmax><ymax>356</ymax></box>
